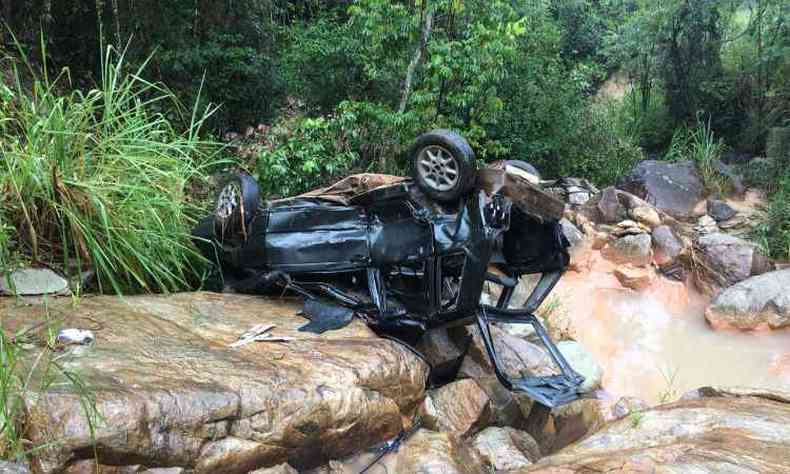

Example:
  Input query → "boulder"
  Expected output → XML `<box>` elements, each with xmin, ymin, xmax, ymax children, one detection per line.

<box><xmin>471</xmin><ymin>427</ymin><xmax>540</xmax><ymax>471</ymax></box>
<box><xmin>556</xmin><ymin>341</ymin><xmax>603</xmax><ymax>393</ymax></box>
<box><xmin>629</xmin><ymin>206</ymin><xmax>661</xmax><ymax>228</ymax></box>
<box><xmin>419</xmin><ymin>379</ymin><xmax>494</xmax><ymax>437</ymax></box>
<box><xmin>313</xmin><ymin>429</ymin><xmax>483</xmax><ymax>474</ymax></box>
<box><xmin>707</xmin><ymin>199</ymin><xmax>737</xmax><ymax>222</ymax></box>
<box><xmin>519</xmin><ymin>388</ymin><xmax>790</xmax><ymax>473</ymax></box>
<box><xmin>613</xmin><ymin>265</ymin><xmax>655</xmax><ymax>291</ymax></box>
<box><xmin>0</xmin><ymin>293</ymin><xmax>428</xmax><ymax>473</ymax></box>
<box><xmin>618</xmin><ymin>160</ymin><xmax>704</xmax><ymax>219</ymax></box>
<box><xmin>705</xmin><ymin>269</ymin><xmax>790</xmax><ymax>330</ymax></box>
<box><xmin>610</xmin><ymin>220</ymin><xmax>649</xmax><ymax>238</ymax></box>
<box><xmin>601</xmin><ymin>234</ymin><xmax>653</xmax><ymax>267</ymax></box>
<box><xmin>651</xmin><ymin>225</ymin><xmax>683</xmax><ymax>266</ymax></box>
<box><xmin>0</xmin><ymin>268</ymin><xmax>69</xmax><ymax>296</ymax></box>
<box><xmin>693</xmin><ymin>232</ymin><xmax>766</xmax><ymax>295</ymax></box>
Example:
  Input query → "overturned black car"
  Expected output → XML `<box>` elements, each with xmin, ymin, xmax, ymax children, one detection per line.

<box><xmin>193</xmin><ymin>130</ymin><xmax>583</xmax><ymax>407</ymax></box>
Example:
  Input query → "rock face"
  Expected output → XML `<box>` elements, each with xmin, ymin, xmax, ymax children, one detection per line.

<box><xmin>419</xmin><ymin>379</ymin><xmax>493</xmax><ymax>437</ymax></box>
<box><xmin>519</xmin><ymin>388</ymin><xmax>790</xmax><ymax>473</ymax></box>
<box><xmin>618</xmin><ymin>160</ymin><xmax>704</xmax><ymax>219</ymax></box>
<box><xmin>601</xmin><ymin>234</ymin><xmax>653</xmax><ymax>267</ymax></box>
<box><xmin>0</xmin><ymin>268</ymin><xmax>69</xmax><ymax>296</ymax></box>
<box><xmin>0</xmin><ymin>293</ymin><xmax>428</xmax><ymax>473</ymax></box>
<box><xmin>471</xmin><ymin>427</ymin><xmax>540</xmax><ymax>471</ymax></box>
<box><xmin>559</xmin><ymin>218</ymin><xmax>584</xmax><ymax>248</ymax></box>
<box><xmin>705</xmin><ymin>269</ymin><xmax>790</xmax><ymax>330</ymax></box>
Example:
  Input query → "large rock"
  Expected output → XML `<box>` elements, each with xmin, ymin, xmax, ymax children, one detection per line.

<box><xmin>651</xmin><ymin>225</ymin><xmax>683</xmax><ymax>265</ymax></box>
<box><xmin>613</xmin><ymin>265</ymin><xmax>655</xmax><ymax>291</ymax></box>
<box><xmin>705</xmin><ymin>269</ymin><xmax>790</xmax><ymax>330</ymax></box>
<box><xmin>519</xmin><ymin>388</ymin><xmax>790</xmax><ymax>473</ymax></box>
<box><xmin>419</xmin><ymin>379</ymin><xmax>493</xmax><ymax>437</ymax></box>
<box><xmin>0</xmin><ymin>293</ymin><xmax>428</xmax><ymax>473</ymax></box>
<box><xmin>318</xmin><ymin>429</ymin><xmax>484</xmax><ymax>474</ymax></box>
<box><xmin>707</xmin><ymin>199</ymin><xmax>737</xmax><ymax>222</ymax></box>
<box><xmin>618</xmin><ymin>160</ymin><xmax>704</xmax><ymax>219</ymax></box>
<box><xmin>693</xmin><ymin>232</ymin><xmax>769</xmax><ymax>295</ymax></box>
<box><xmin>556</xmin><ymin>341</ymin><xmax>602</xmax><ymax>393</ymax></box>
<box><xmin>471</xmin><ymin>427</ymin><xmax>540</xmax><ymax>471</ymax></box>
<box><xmin>559</xmin><ymin>218</ymin><xmax>584</xmax><ymax>248</ymax></box>
<box><xmin>0</xmin><ymin>268</ymin><xmax>69</xmax><ymax>296</ymax></box>
<box><xmin>601</xmin><ymin>234</ymin><xmax>653</xmax><ymax>267</ymax></box>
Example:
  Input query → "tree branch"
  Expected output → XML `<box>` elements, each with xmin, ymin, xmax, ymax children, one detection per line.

<box><xmin>398</xmin><ymin>9</ymin><xmax>434</xmax><ymax>115</ymax></box>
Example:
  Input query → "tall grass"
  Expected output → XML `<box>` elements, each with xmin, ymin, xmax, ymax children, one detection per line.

<box><xmin>0</xmin><ymin>316</ymin><xmax>100</xmax><ymax>462</ymax></box>
<box><xmin>0</xmin><ymin>40</ymin><xmax>220</xmax><ymax>294</ymax></box>
<box><xmin>664</xmin><ymin>118</ymin><xmax>728</xmax><ymax>195</ymax></box>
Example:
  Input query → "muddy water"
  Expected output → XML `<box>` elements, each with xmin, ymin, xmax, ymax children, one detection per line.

<box><xmin>553</xmin><ymin>250</ymin><xmax>790</xmax><ymax>404</ymax></box>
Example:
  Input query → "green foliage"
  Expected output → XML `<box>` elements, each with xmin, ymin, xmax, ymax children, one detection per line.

<box><xmin>0</xmin><ymin>320</ymin><xmax>99</xmax><ymax>462</ymax></box>
<box><xmin>755</xmin><ymin>172</ymin><xmax>790</xmax><ymax>260</ymax></box>
<box><xmin>255</xmin><ymin>114</ymin><xmax>359</xmax><ymax>197</ymax></box>
<box><xmin>0</xmin><ymin>44</ymin><xmax>220</xmax><ymax>294</ymax></box>
<box><xmin>663</xmin><ymin>119</ymin><xmax>729</xmax><ymax>194</ymax></box>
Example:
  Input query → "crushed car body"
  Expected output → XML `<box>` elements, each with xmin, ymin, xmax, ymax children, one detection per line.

<box><xmin>193</xmin><ymin>130</ymin><xmax>584</xmax><ymax>407</ymax></box>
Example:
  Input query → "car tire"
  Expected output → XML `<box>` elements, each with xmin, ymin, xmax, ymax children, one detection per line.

<box><xmin>505</xmin><ymin>160</ymin><xmax>541</xmax><ymax>182</ymax></box>
<box><xmin>214</xmin><ymin>172</ymin><xmax>260</xmax><ymax>243</ymax></box>
<box><xmin>411</xmin><ymin>130</ymin><xmax>477</xmax><ymax>203</ymax></box>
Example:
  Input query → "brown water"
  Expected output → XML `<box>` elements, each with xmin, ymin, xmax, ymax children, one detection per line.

<box><xmin>554</xmin><ymin>250</ymin><xmax>790</xmax><ymax>404</ymax></box>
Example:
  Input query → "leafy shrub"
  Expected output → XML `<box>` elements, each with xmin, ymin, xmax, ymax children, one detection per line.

<box><xmin>255</xmin><ymin>114</ymin><xmax>359</xmax><ymax>197</ymax></box>
<box><xmin>664</xmin><ymin>119</ymin><xmax>728</xmax><ymax>195</ymax></box>
<box><xmin>0</xmin><ymin>45</ymin><xmax>220</xmax><ymax>294</ymax></box>
<box><xmin>754</xmin><ymin>172</ymin><xmax>790</xmax><ymax>260</ymax></box>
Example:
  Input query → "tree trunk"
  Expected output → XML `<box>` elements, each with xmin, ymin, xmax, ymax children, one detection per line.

<box><xmin>398</xmin><ymin>9</ymin><xmax>434</xmax><ymax>114</ymax></box>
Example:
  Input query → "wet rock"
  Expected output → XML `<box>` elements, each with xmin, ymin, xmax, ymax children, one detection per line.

<box><xmin>550</xmin><ymin>398</ymin><xmax>611</xmax><ymax>453</ymax></box>
<box><xmin>601</xmin><ymin>234</ymin><xmax>653</xmax><ymax>267</ymax></box>
<box><xmin>325</xmin><ymin>429</ymin><xmax>483</xmax><ymax>474</ymax></box>
<box><xmin>419</xmin><ymin>379</ymin><xmax>493</xmax><ymax>437</ymax></box>
<box><xmin>629</xmin><ymin>206</ymin><xmax>661</xmax><ymax>228</ymax></box>
<box><xmin>519</xmin><ymin>389</ymin><xmax>790</xmax><ymax>473</ymax></box>
<box><xmin>248</xmin><ymin>464</ymin><xmax>298</xmax><ymax>474</ymax></box>
<box><xmin>0</xmin><ymin>293</ymin><xmax>428</xmax><ymax>473</ymax></box>
<box><xmin>596</xmin><ymin>187</ymin><xmax>626</xmax><ymax>223</ymax></box>
<box><xmin>0</xmin><ymin>460</ymin><xmax>32</xmax><ymax>474</ymax></box>
<box><xmin>618</xmin><ymin>160</ymin><xmax>704</xmax><ymax>219</ymax></box>
<box><xmin>557</xmin><ymin>341</ymin><xmax>602</xmax><ymax>393</ymax></box>
<box><xmin>707</xmin><ymin>199</ymin><xmax>737</xmax><ymax>222</ymax></box>
<box><xmin>613</xmin><ymin>264</ymin><xmax>655</xmax><ymax>291</ymax></box>
<box><xmin>416</xmin><ymin>327</ymin><xmax>464</xmax><ymax>371</ymax></box>
<box><xmin>705</xmin><ymin>269</ymin><xmax>790</xmax><ymax>330</ymax></box>
<box><xmin>0</xmin><ymin>268</ymin><xmax>69</xmax><ymax>296</ymax></box>
<box><xmin>459</xmin><ymin>325</ymin><xmax>555</xmax><ymax>382</ymax></box>
<box><xmin>651</xmin><ymin>225</ymin><xmax>683</xmax><ymax>266</ymax></box>
<box><xmin>559</xmin><ymin>218</ymin><xmax>584</xmax><ymax>248</ymax></box>
<box><xmin>610</xmin><ymin>396</ymin><xmax>649</xmax><ymax>419</ymax></box>
<box><xmin>471</xmin><ymin>427</ymin><xmax>540</xmax><ymax>470</ymax></box>
<box><xmin>694</xmin><ymin>232</ymin><xmax>765</xmax><ymax>295</ymax></box>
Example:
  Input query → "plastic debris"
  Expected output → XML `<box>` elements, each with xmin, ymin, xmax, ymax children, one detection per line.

<box><xmin>56</xmin><ymin>328</ymin><xmax>95</xmax><ymax>346</ymax></box>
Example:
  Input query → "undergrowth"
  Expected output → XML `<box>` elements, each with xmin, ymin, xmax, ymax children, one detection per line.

<box><xmin>0</xmin><ymin>308</ymin><xmax>99</xmax><ymax>463</ymax></box>
<box><xmin>664</xmin><ymin>118</ymin><xmax>729</xmax><ymax>195</ymax></box>
<box><xmin>0</xmin><ymin>39</ymin><xmax>222</xmax><ymax>294</ymax></box>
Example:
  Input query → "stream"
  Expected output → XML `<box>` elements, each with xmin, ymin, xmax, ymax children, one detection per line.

<box><xmin>553</xmin><ymin>249</ymin><xmax>790</xmax><ymax>404</ymax></box>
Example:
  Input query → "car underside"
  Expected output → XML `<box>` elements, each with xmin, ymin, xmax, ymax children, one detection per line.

<box><xmin>193</xmin><ymin>130</ymin><xmax>584</xmax><ymax>407</ymax></box>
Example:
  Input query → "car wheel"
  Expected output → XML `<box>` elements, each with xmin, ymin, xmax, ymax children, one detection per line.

<box><xmin>214</xmin><ymin>172</ymin><xmax>260</xmax><ymax>243</ymax></box>
<box><xmin>505</xmin><ymin>160</ymin><xmax>541</xmax><ymax>183</ymax></box>
<box><xmin>411</xmin><ymin>130</ymin><xmax>477</xmax><ymax>203</ymax></box>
